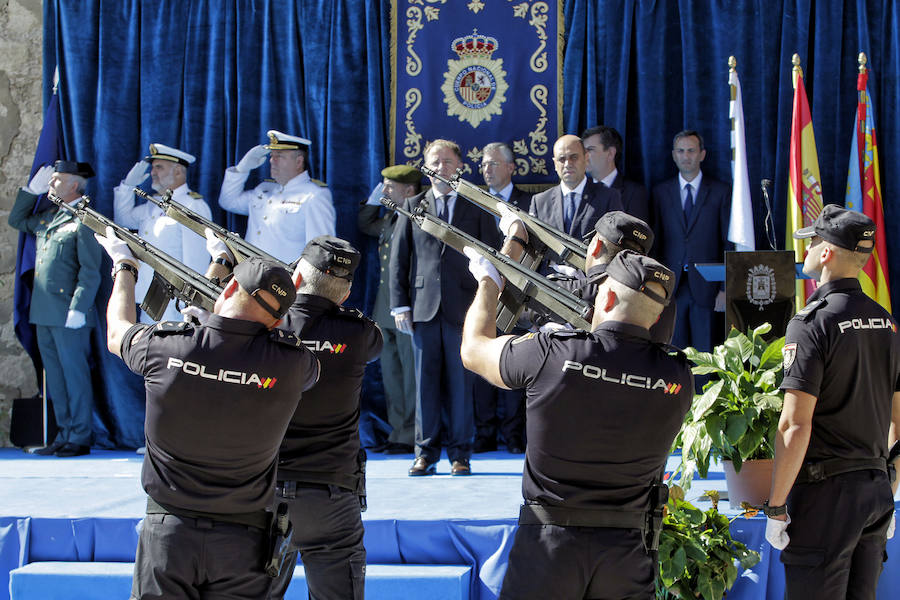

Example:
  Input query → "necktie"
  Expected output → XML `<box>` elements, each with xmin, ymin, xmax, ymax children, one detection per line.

<box><xmin>437</xmin><ymin>195</ymin><xmax>448</xmax><ymax>221</ymax></box>
<box><xmin>564</xmin><ymin>192</ymin><xmax>576</xmax><ymax>232</ymax></box>
<box><xmin>683</xmin><ymin>184</ymin><xmax>694</xmax><ymax>224</ymax></box>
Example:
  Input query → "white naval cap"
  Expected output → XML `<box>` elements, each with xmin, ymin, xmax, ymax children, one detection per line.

<box><xmin>144</xmin><ymin>143</ymin><xmax>196</xmax><ymax>166</ymax></box>
<box><xmin>265</xmin><ymin>130</ymin><xmax>312</xmax><ymax>151</ymax></box>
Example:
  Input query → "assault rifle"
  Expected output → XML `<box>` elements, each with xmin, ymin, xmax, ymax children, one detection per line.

<box><xmin>51</xmin><ymin>194</ymin><xmax>221</xmax><ymax>320</ymax></box>
<box><xmin>133</xmin><ymin>188</ymin><xmax>287</xmax><ymax>267</ymax></box>
<box><xmin>383</xmin><ymin>195</ymin><xmax>592</xmax><ymax>332</ymax></box>
<box><xmin>418</xmin><ymin>166</ymin><xmax>587</xmax><ymax>272</ymax></box>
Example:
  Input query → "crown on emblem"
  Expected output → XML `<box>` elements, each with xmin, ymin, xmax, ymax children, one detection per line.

<box><xmin>451</xmin><ymin>29</ymin><xmax>498</xmax><ymax>59</ymax></box>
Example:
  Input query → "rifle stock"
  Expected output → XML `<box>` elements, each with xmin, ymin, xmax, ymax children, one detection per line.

<box><xmin>133</xmin><ymin>188</ymin><xmax>288</xmax><ymax>268</ymax></box>
<box><xmin>383</xmin><ymin>196</ymin><xmax>592</xmax><ymax>332</ymax></box>
<box><xmin>419</xmin><ymin>166</ymin><xmax>587</xmax><ymax>271</ymax></box>
<box><xmin>52</xmin><ymin>194</ymin><xmax>221</xmax><ymax>320</ymax></box>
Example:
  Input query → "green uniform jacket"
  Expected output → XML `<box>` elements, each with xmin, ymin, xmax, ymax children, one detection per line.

<box><xmin>8</xmin><ymin>189</ymin><xmax>102</xmax><ymax>327</ymax></box>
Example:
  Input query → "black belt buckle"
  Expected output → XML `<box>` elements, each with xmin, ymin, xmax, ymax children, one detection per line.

<box><xmin>276</xmin><ymin>480</ymin><xmax>297</xmax><ymax>500</ymax></box>
<box><xmin>805</xmin><ymin>462</ymin><xmax>825</xmax><ymax>482</ymax></box>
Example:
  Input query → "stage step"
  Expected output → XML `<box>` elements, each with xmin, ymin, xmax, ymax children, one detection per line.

<box><xmin>9</xmin><ymin>561</ymin><xmax>472</xmax><ymax>600</ymax></box>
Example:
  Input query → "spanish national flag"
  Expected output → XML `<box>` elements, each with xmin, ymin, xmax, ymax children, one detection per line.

<box><xmin>845</xmin><ymin>53</ymin><xmax>891</xmax><ymax>312</ymax></box>
<box><xmin>787</xmin><ymin>54</ymin><xmax>823</xmax><ymax>310</ymax></box>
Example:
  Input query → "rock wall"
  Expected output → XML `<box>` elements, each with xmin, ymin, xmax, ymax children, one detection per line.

<box><xmin>0</xmin><ymin>0</ymin><xmax>45</xmax><ymax>446</ymax></box>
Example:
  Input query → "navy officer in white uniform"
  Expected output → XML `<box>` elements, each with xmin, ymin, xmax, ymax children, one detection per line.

<box><xmin>219</xmin><ymin>130</ymin><xmax>336</xmax><ymax>263</ymax></box>
<box><xmin>114</xmin><ymin>143</ymin><xmax>212</xmax><ymax>323</ymax></box>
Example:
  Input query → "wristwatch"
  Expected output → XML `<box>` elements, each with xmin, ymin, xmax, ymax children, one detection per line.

<box><xmin>213</xmin><ymin>256</ymin><xmax>234</xmax><ymax>270</ymax></box>
<box><xmin>762</xmin><ymin>500</ymin><xmax>787</xmax><ymax>517</ymax></box>
<box><xmin>111</xmin><ymin>262</ymin><xmax>139</xmax><ymax>281</ymax></box>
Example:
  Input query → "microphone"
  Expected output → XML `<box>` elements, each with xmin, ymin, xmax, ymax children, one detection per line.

<box><xmin>760</xmin><ymin>179</ymin><xmax>777</xmax><ymax>250</ymax></box>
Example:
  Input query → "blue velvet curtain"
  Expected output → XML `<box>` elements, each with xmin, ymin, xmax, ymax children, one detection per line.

<box><xmin>41</xmin><ymin>0</ymin><xmax>900</xmax><ymax>447</ymax></box>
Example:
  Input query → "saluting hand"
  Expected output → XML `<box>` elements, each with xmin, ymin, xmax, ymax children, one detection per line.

<box><xmin>123</xmin><ymin>161</ymin><xmax>150</xmax><ymax>187</ymax></box>
<box><xmin>25</xmin><ymin>165</ymin><xmax>54</xmax><ymax>196</ymax></box>
<box><xmin>235</xmin><ymin>145</ymin><xmax>270</xmax><ymax>173</ymax></box>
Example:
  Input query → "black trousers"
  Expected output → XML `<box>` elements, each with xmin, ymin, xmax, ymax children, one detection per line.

<box><xmin>500</xmin><ymin>524</ymin><xmax>654</xmax><ymax>599</ymax></box>
<box><xmin>268</xmin><ymin>484</ymin><xmax>366</xmax><ymax>600</ymax></box>
<box><xmin>783</xmin><ymin>469</ymin><xmax>893</xmax><ymax>599</ymax></box>
<box><xmin>473</xmin><ymin>376</ymin><xmax>525</xmax><ymax>445</ymax></box>
<box><xmin>131</xmin><ymin>513</ymin><xmax>270</xmax><ymax>600</ymax></box>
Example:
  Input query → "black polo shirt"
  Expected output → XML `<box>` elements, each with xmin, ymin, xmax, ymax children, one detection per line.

<box><xmin>277</xmin><ymin>294</ymin><xmax>384</xmax><ymax>489</ymax></box>
<box><xmin>499</xmin><ymin>321</ymin><xmax>693</xmax><ymax>511</ymax></box>
<box><xmin>121</xmin><ymin>315</ymin><xmax>319</xmax><ymax>515</ymax></box>
<box><xmin>780</xmin><ymin>278</ymin><xmax>900</xmax><ymax>461</ymax></box>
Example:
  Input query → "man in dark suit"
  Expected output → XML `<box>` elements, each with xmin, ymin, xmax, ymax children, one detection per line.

<box><xmin>652</xmin><ymin>130</ymin><xmax>731</xmax><ymax>352</ymax></box>
<box><xmin>390</xmin><ymin>139</ymin><xmax>502</xmax><ymax>476</ymax></box>
<box><xmin>528</xmin><ymin>134</ymin><xmax>623</xmax><ymax>242</ymax></box>
<box><xmin>473</xmin><ymin>142</ymin><xmax>528</xmax><ymax>454</ymax></box>
<box><xmin>8</xmin><ymin>161</ymin><xmax>102</xmax><ymax>457</ymax></box>
<box><xmin>582</xmin><ymin>126</ymin><xmax>649</xmax><ymax>223</ymax></box>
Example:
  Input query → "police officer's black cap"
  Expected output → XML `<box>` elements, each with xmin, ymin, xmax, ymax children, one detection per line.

<box><xmin>381</xmin><ymin>165</ymin><xmax>421</xmax><ymax>185</ymax></box>
<box><xmin>300</xmin><ymin>235</ymin><xmax>360</xmax><ymax>281</ymax></box>
<box><xmin>593</xmin><ymin>211</ymin><xmax>654</xmax><ymax>255</ymax></box>
<box><xmin>600</xmin><ymin>249</ymin><xmax>674</xmax><ymax>306</ymax></box>
<box><xmin>232</xmin><ymin>257</ymin><xmax>296</xmax><ymax>319</ymax></box>
<box><xmin>54</xmin><ymin>160</ymin><xmax>95</xmax><ymax>179</ymax></box>
<box><xmin>793</xmin><ymin>204</ymin><xmax>876</xmax><ymax>253</ymax></box>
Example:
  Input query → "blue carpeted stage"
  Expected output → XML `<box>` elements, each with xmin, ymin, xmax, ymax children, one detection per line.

<box><xmin>1</xmin><ymin>448</ymin><xmax>898</xmax><ymax>599</ymax></box>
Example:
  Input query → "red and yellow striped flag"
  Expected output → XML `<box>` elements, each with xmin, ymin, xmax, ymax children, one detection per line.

<box><xmin>787</xmin><ymin>55</ymin><xmax>823</xmax><ymax>310</ymax></box>
<box><xmin>845</xmin><ymin>53</ymin><xmax>891</xmax><ymax>311</ymax></box>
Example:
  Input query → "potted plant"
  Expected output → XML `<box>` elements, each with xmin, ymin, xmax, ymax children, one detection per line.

<box><xmin>674</xmin><ymin>323</ymin><xmax>785</xmax><ymax>507</ymax></box>
<box><xmin>656</xmin><ymin>486</ymin><xmax>761</xmax><ymax>600</ymax></box>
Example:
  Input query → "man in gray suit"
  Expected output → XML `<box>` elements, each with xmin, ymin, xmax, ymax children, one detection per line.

<box><xmin>390</xmin><ymin>139</ymin><xmax>502</xmax><ymax>476</ymax></box>
<box><xmin>528</xmin><ymin>134</ymin><xmax>623</xmax><ymax>242</ymax></box>
<box><xmin>8</xmin><ymin>161</ymin><xmax>102</xmax><ymax>457</ymax></box>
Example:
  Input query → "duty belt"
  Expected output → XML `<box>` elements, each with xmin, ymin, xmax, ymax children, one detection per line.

<box><xmin>518</xmin><ymin>503</ymin><xmax>647</xmax><ymax>529</ymax></box>
<box><xmin>795</xmin><ymin>457</ymin><xmax>888</xmax><ymax>484</ymax></box>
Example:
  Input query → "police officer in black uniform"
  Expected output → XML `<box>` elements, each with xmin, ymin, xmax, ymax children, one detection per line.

<box><xmin>98</xmin><ymin>226</ymin><xmax>320</xmax><ymax>600</ymax></box>
<box><xmin>460</xmin><ymin>248</ymin><xmax>694</xmax><ymax>598</ymax></box>
<box><xmin>269</xmin><ymin>237</ymin><xmax>382</xmax><ymax>600</ymax></box>
<box><xmin>764</xmin><ymin>204</ymin><xmax>900</xmax><ymax>598</ymax></box>
<box><xmin>500</xmin><ymin>209</ymin><xmax>676</xmax><ymax>344</ymax></box>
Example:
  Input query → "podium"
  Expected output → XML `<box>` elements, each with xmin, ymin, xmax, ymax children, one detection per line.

<box><xmin>695</xmin><ymin>251</ymin><xmax>804</xmax><ymax>340</ymax></box>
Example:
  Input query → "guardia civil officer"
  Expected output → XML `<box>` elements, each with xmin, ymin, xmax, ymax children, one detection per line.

<box><xmin>219</xmin><ymin>130</ymin><xmax>336</xmax><ymax>263</ymax></box>
<box><xmin>8</xmin><ymin>160</ymin><xmax>102</xmax><ymax>457</ymax></box>
<box><xmin>114</xmin><ymin>143</ymin><xmax>212</xmax><ymax>323</ymax></box>
<box><xmin>500</xmin><ymin>208</ymin><xmax>676</xmax><ymax>344</ymax></box>
<box><xmin>764</xmin><ymin>204</ymin><xmax>900</xmax><ymax>598</ymax></box>
<box><xmin>98</xmin><ymin>227</ymin><xmax>320</xmax><ymax>600</ymax></box>
<box><xmin>203</xmin><ymin>234</ymin><xmax>383</xmax><ymax>600</ymax></box>
<box><xmin>460</xmin><ymin>249</ymin><xmax>693</xmax><ymax>598</ymax></box>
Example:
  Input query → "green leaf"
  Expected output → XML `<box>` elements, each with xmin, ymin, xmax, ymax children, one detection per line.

<box><xmin>758</xmin><ymin>335</ymin><xmax>785</xmax><ymax>369</ymax></box>
<box><xmin>670</xmin><ymin>545</ymin><xmax>686</xmax><ymax>578</ymax></box>
<box><xmin>692</xmin><ymin>380</ymin><xmax>725</xmax><ymax>421</ymax></box>
<box><xmin>724</xmin><ymin>414</ymin><xmax>748</xmax><ymax>445</ymax></box>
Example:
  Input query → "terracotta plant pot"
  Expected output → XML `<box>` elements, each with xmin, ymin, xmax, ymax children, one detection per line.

<box><xmin>722</xmin><ymin>459</ymin><xmax>774</xmax><ymax>511</ymax></box>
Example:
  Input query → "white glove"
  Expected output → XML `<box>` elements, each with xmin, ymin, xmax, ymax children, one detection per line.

<box><xmin>551</xmin><ymin>263</ymin><xmax>580</xmax><ymax>278</ymax></box>
<box><xmin>888</xmin><ymin>511</ymin><xmax>896</xmax><ymax>540</ymax></box>
<box><xmin>94</xmin><ymin>226</ymin><xmax>136</xmax><ymax>265</ymax></box>
<box><xmin>204</xmin><ymin>228</ymin><xmax>234</xmax><ymax>263</ymax></box>
<box><xmin>394</xmin><ymin>310</ymin><xmax>414</xmax><ymax>336</ymax></box>
<box><xmin>464</xmin><ymin>246</ymin><xmax>503</xmax><ymax>290</ymax></box>
<box><xmin>25</xmin><ymin>165</ymin><xmax>54</xmax><ymax>196</ymax></box>
<box><xmin>540</xmin><ymin>322</ymin><xmax>573</xmax><ymax>334</ymax></box>
<box><xmin>366</xmin><ymin>182</ymin><xmax>385</xmax><ymax>206</ymax></box>
<box><xmin>765</xmin><ymin>514</ymin><xmax>791</xmax><ymax>550</ymax></box>
<box><xmin>64</xmin><ymin>310</ymin><xmax>86</xmax><ymax>329</ymax></box>
<box><xmin>123</xmin><ymin>161</ymin><xmax>149</xmax><ymax>187</ymax></box>
<box><xmin>235</xmin><ymin>145</ymin><xmax>270</xmax><ymax>173</ymax></box>
<box><xmin>181</xmin><ymin>305</ymin><xmax>211</xmax><ymax>326</ymax></box>
<box><xmin>498</xmin><ymin>203</ymin><xmax>525</xmax><ymax>238</ymax></box>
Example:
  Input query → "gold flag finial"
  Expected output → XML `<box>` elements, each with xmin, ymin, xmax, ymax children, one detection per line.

<box><xmin>728</xmin><ymin>56</ymin><xmax>737</xmax><ymax>72</ymax></box>
<box><xmin>858</xmin><ymin>52</ymin><xmax>867</xmax><ymax>73</ymax></box>
<box><xmin>791</xmin><ymin>54</ymin><xmax>803</xmax><ymax>89</ymax></box>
